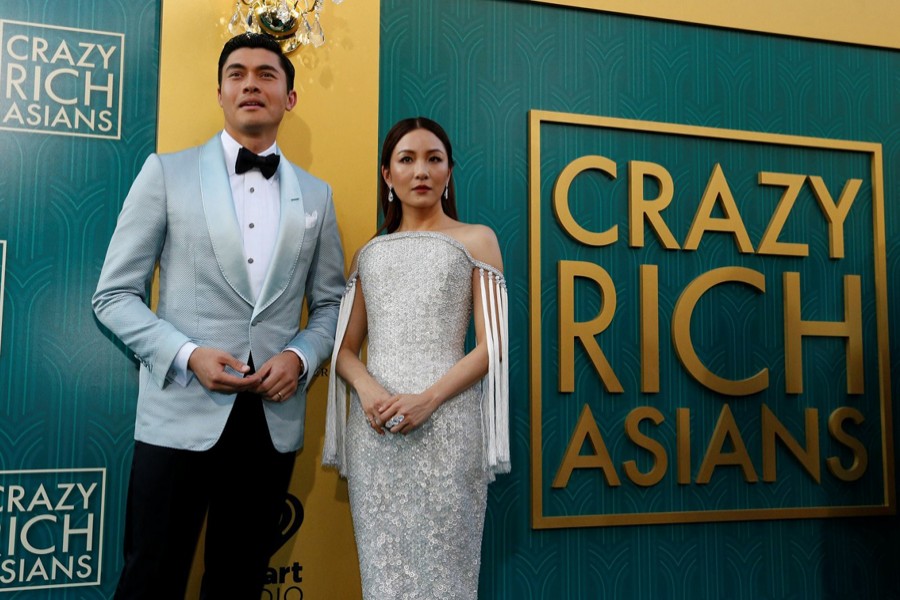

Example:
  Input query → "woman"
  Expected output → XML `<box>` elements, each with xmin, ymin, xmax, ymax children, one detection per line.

<box><xmin>323</xmin><ymin>117</ymin><xmax>510</xmax><ymax>598</ymax></box>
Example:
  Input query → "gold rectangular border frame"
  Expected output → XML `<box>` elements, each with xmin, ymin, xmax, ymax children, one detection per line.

<box><xmin>529</xmin><ymin>109</ymin><xmax>896</xmax><ymax>528</ymax></box>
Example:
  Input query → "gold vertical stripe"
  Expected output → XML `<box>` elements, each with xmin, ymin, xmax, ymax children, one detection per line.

<box><xmin>528</xmin><ymin>110</ymin><xmax>545</xmax><ymax>528</ymax></box>
<box><xmin>870</xmin><ymin>146</ymin><xmax>895</xmax><ymax>508</ymax></box>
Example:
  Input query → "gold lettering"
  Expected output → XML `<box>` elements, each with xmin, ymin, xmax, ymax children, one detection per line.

<box><xmin>761</xmin><ymin>404</ymin><xmax>820</xmax><ymax>483</ymax></box>
<box><xmin>677</xmin><ymin>408</ymin><xmax>691</xmax><ymax>484</ymax></box>
<box><xmin>558</xmin><ymin>261</ymin><xmax>623</xmax><ymax>393</ymax></box>
<box><xmin>672</xmin><ymin>267</ymin><xmax>769</xmax><ymax>396</ymax></box>
<box><xmin>553</xmin><ymin>155</ymin><xmax>618</xmax><ymax>246</ymax></box>
<box><xmin>683</xmin><ymin>163</ymin><xmax>754</xmax><ymax>253</ymax></box>
<box><xmin>757</xmin><ymin>172</ymin><xmax>809</xmax><ymax>257</ymax></box>
<box><xmin>623</xmin><ymin>407</ymin><xmax>668</xmax><ymax>486</ymax></box>
<box><xmin>696</xmin><ymin>404</ymin><xmax>759</xmax><ymax>484</ymax></box>
<box><xmin>783</xmin><ymin>272</ymin><xmax>864</xmax><ymax>394</ymax></box>
<box><xmin>628</xmin><ymin>160</ymin><xmax>679</xmax><ymax>249</ymax></box>
<box><xmin>640</xmin><ymin>264</ymin><xmax>659</xmax><ymax>393</ymax></box>
<box><xmin>552</xmin><ymin>404</ymin><xmax>621</xmax><ymax>488</ymax></box>
<box><xmin>826</xmin><ymin>407</ymin><xmax>868</xmax><ymax>482</ymax></box>
<box><xmin>807</xmin><ymin>175</ymin><xmax>862</xmax><ymax>259</ymax></box>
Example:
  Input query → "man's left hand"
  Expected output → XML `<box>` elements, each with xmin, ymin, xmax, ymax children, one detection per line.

<box><xmin>252</xmin><ymin>352</ymin><xmax>303</xmax><ymax>402</ymax></box>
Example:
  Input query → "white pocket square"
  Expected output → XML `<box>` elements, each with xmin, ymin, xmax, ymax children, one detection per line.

<box><xmin>305</xmin><ymin>210</ymin><xmax>318</xmax><ymax>229</ymax></box>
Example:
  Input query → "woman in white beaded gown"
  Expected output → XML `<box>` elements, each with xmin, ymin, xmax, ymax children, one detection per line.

<box><xmin>323</xmin><ymin>117</ymin><xmax>509</xmax><ymax>599</ymax></box>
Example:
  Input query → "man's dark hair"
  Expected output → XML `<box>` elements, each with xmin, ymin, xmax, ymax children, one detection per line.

<box><xmin>218</xmin><ymin>33</ymin><xmax>295</xmax><ymax>91</ymax></box>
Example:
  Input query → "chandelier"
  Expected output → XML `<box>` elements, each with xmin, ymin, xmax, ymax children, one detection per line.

<box><xmin>227</xmin><ymin>0</ymin><xmax>345</xmax><ymax>53</ymax></box>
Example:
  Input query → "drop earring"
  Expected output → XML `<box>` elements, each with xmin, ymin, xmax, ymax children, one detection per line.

<box><xmin>388</xmin><ymin>187</ymin><xmax>394</xmax><ymax>203</ymax></box>
<box><xmin>443</xmin><ymin>184</ymin><xmax>449</xmax><ymax>200</ymax></box>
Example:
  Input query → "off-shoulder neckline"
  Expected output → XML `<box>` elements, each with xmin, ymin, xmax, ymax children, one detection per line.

<box><xmin>348</xmin><ymin>230</ymin><xmax>503</xmax><ymax>283</ymax></box>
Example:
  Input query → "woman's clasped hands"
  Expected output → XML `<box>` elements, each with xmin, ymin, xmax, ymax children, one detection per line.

<box><xmin>357</xmin><ymin>379</ymin><xmax>438</xmax><ymax>435</ymax></box>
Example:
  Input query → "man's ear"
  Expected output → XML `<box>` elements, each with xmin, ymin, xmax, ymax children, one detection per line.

<box><xmin>286</xmin><ymin>90</ymin><xmax>298</xmax><ymax>111</ymax></box>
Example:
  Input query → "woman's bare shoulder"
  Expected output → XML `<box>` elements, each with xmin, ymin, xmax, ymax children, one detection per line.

<box><xmin>443</xmin><ymin>223</ymin><xmax>502</xmax><ymax>272</ymax></box>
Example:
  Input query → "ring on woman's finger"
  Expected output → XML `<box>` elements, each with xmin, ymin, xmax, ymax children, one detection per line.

<box><xmin>384</xmin><ymin>414</ymin><xmax>405</xmax><ymax>429</ymax></box>
<box><xmin>275</xmin><ymin>392</ymin><xmax>282</xmax><ymax>401</ymax></box>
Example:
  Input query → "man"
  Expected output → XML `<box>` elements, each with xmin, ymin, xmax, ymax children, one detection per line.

<box><xmin>93</xmin><ymin>33</ymin><xmax>345</xmax><ymax>599</ymax></box>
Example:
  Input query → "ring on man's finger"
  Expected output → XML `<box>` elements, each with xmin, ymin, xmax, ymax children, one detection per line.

<box><xmin>275</xmin><ymin>392</ymin><xmax>282</xmax><ymax>401</ymax></box>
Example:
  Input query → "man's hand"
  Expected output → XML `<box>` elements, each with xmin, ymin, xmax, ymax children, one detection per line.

<box><xmin>187</xmin><ymin>347</ymin><xmax>258</xmax><ymax>393</ymax></box>
<box><xmin>251</xmin><ymin>352</ymin><xmax>303</xmax><ymax>402</ymax></box>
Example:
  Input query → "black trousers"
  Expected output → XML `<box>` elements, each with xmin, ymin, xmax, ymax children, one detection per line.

<box><xmin>114</xmin><ymin>392</ymin><xmax>296</xmax><ymax>600</ymax></box>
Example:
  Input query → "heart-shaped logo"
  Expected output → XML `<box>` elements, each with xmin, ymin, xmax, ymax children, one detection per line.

<box><xmin>270</xmin><ymin>493</ymin><xmax>304</xmax><ymax>555</ymax></box>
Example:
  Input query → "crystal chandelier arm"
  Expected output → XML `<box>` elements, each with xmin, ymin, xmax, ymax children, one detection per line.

<box><xmin>226</xmin><ymin>0</ymin><xmax>341</xmax><ymax>53</ymax></box>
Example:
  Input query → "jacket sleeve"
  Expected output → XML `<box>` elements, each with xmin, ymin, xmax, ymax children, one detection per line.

<box><xmin>285</xmin><ymin>185</ymin><xmax>346</xmax><ymax>389</ymax></box>
<box><xmin>92</xmin><ymin>154</ymin><xmax>191</xmax><ymax>388</ymax></box>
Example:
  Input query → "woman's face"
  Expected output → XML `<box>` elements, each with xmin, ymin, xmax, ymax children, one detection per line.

<box><xmin>382</xmin><ymin>128</ymin><xmax>452</xmax><ymax>212</ymax></box>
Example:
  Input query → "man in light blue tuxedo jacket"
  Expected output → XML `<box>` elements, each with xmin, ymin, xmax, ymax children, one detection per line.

<box><xmin>93</xmin><ymin>33</ymin><xmax>344</xmax><ymax>599</ymax></box>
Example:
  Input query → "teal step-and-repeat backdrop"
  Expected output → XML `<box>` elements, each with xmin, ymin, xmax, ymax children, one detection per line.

<box><xmin>1</xmin><ymin>0</ymin><xmax>898</xmax><ymax>598</ymax></box>
<box><xmin>0</xmin><ymin>1</ymin><xmax>159</xmax><ymax>597</ymax></box>
<box><xmin>379</xmin><ymin>1</ymin><xmax>900</xmax><ymax>598</ymax></box>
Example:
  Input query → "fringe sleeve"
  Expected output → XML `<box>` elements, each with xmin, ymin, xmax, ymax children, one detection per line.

<box><xmin>478</xmin><ymin>267</ymin><xmax>511</xmax><ymax>480</ymax></box>
<box><xmin>322</xmin><ymin>273</ymin><xmax>358</xmax><ymax>477</ymax></box>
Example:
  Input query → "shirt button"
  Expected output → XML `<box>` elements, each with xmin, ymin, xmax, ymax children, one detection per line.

<box><xmin>248</xmin><ymin>258</ymin><xmax>254</xmax><ymax>264</ymax></box>
<box><xmin>249</xmin><ymin>187</ymin><xmax>255</xmax><ymax>193</ymax></box>
<box><xmin>249</xmin><ymin>223</ymin><xmax>255</xmax><ymax>229</ymax></box>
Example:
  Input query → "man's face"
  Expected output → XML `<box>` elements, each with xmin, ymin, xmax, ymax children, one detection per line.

<box><xmin>217</xmin><ymin>47</ymin><xmax>297</xmax><ymax>142</ymax></box>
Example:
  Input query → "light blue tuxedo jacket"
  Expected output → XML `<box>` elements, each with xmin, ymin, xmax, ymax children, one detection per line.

<box><xmin>93</xmin><ymin>135</ymin><xmax>345</xmax><ymax>453</ymax></box>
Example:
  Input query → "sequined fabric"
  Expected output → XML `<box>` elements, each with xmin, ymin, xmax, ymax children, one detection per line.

<box><xmin>346</xmin><ymin>232</ymin><xmax>488</xmax><ymax>599</ymax></box>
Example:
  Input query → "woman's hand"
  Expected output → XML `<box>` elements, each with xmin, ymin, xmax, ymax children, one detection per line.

<box><xmin>378</xmin><ymin>393</ymin><xmax>439</xmax><ymax>434</ymax></box>
<box><xmin>355</xmin><ymin>378</ymin><xmax>393</xmax><ymax>435</ymax></box>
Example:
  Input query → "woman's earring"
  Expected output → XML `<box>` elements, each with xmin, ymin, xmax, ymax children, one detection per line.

<box><xmin>443</xmin><ymin>185</ymin><xmax>449</xmax><ymax>200</ymax></box>
<box><xmin>388</xmin><ymin>188</ymin><xmax>394</xmax><ymax>203</ymax></box>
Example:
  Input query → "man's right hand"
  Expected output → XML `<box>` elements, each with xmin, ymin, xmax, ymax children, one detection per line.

<box><xmin>187</xmin><ymin>347</ymin><xmax>258</xmax><ymax>393</ymax></box>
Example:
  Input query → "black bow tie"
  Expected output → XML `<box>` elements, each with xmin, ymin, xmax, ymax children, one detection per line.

<box><xmin>235</xmin><ymin>147</ymin><xmax>280</xmax><ymax>179</ymax></box>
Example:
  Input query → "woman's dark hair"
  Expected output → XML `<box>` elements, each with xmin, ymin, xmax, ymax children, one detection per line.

<box><xmin>377</xmin><ymin>117</ymin><xmax>458</xmax><ymax>235</ymax></box>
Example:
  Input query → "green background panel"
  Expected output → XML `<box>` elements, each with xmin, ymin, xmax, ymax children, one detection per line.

<box><xmin>0</xmin><ymin>1</ymin><xmax>160</xmax><ymax>597</ymax></box>
<box><xmin>380</xmin><ymin>0</ymin><xmax>899</xmax><ymax>598</ymax></box>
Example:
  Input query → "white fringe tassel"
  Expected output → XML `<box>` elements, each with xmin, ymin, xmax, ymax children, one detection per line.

<box><xmin>322</xmin><ymin>275</ymin><xmax>357</xmax><ymax>476</ymax></box>
<box><xmin>479</xmin><ymin>268</ymin><xmax>511</xmax><ymax>480</ymax></box>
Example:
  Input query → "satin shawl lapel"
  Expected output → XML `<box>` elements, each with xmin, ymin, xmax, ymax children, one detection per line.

<box><xmin>254</xmin><ymin>160</ymin><xmax>305</xmax><ymax>317</ymax></box>
<box><xmin>199</xmin><ymin>137</ymin><xmax>254</xmax><ymax>305</ymax></box>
